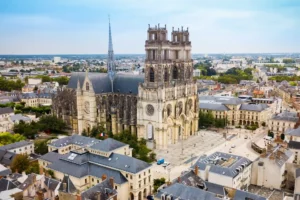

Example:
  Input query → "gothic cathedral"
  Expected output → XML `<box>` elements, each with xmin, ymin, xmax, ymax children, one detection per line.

<box><xmin>52</xmin><ymin>24</ymin><xmax>198</xmax><ymax>149</ymax></box>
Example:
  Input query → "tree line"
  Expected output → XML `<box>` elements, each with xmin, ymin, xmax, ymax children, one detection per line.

<box><xmin>82</xmin><ymin>124</ymin><xmax>156</xmax><ymax>163</ymax></box>
<box><xmin>13</xmin><ymin>115</ymin><xmax>68</xmax><ymax>139</ymax></box>
<box><xmin>0</xmin><ymin>77</ymin><xmax>24</xmax><ymax>91</ymax></box>
<box><xmin>199</xmin><ymin>111</ymin><xmax>226</xmax><ymax>128</ymax></box>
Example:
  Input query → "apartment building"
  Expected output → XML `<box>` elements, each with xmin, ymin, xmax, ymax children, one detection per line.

<box><xmin>21</xmin><ymin>93</ymin><xmax>52</xmax><ymax>107</ymax></box>
<box><xmin>193</xmin><ymin>152</ymin><xmax>252</xmax><ymax>190</ymax></box>
<box><xmin>199</xmin><ymin>96</ymin><xmax>271</xmax><ymax>127</ymax></box>
<box><xmin>156</xmin><ymin>169</ymin><xmax>266</xmax><ymax>200</ymax></box>
<box><xmin>0</xmin><ymin>141</ymin><xmax>34</xmax><ymax>155</ymax></box>
<box><xmin>268</xmin><ymin>111</ymin><xmax>299</xmax><ymax>134</ymax></box>
<box><xmin>39</xmin><ymin>135</ymin><xmax>153</xmax><ymax>200</ymax></box>
<box><xmin>251</xmin><ymin>144</ymin><xmax>293</xmax><ymax>190</ymax></box>
<box><xmin>285</xmin><ymin>127</ymin><xmax>300</xmax><ymax>165</ymax></box>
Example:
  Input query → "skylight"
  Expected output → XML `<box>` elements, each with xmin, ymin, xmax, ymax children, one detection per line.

<box><xmin>68</xmin><ymin>153</ymin><xmax>77</xmax><ymax>160</ymax></box>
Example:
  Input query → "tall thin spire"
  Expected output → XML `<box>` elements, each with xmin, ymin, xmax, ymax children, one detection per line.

<box><xmin>107</xmin><ymin>15</ymin><xmax>115</xmax><ymax>82</ymax></box>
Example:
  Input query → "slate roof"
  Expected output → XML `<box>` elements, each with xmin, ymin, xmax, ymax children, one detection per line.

<box><xmin>193</xmin><ymin>152</ymin><xmax>252</xmax><ymax>178</ymax></box>
<box><xmin>39</xmin><ymin>151</ymin><xmax>64</xmax><ymax>163</ymax></box>
<box><xmin>10</xmin><ymin>114</ymin><xmax>31</xmax><ymax>122</ymax></box>
<box><xmin>81</xmin><ymin>178</ymin><xmax>117</xmax><ymax>200</ymax></box>
<box><xmin>199</xmin><ymin>102</ymin><xmax>229</xmax><ymax>111</ymax></box>
<box><xmin>89</xmin><ymin>152</ymin><xmax>151</xmax><ymax>174</ymax></box>
<box><xmin>67</xmin><ymin>72</ymin><xmax>144</xmax><ymax>95</ymax></box>
<box><xmin>0</xmin><ymin>107</ymin><xmax>14</xmax><ymax>115</ymax></box>
<box><xmin>239</xmin><ymin>104</ymin><xmax>269</xmax><ymax>112</ymax></box>
<box><xmin>40</xmin><ymin>151</ymin><xmax>133</xmax><ymax>184</ymax></box>
<box><xmin>44</xmin><ymin>177</ymin><xmax>61</xmax><ymax>191</ymax></box>
<box><xmin>49</xmin><ymin>135</ymin><xmax>127</xmax><ymax>153</ymax></box>
<box><xmin>0</xmin><ymin>140</ymin><xmax>32</xmax><ymax>151</ymax></box>
<box><xmin>200</xmin><ymin>96</ymin><xmax>243</xmax><ymax>105</ymax></box>
<box><xmin>296</xmin><ymin>168</ymin><xmax>300</xmax><ymax>178</ymax></box>
<box><xmin>271</xmin><ymin>111</ymin><xmax>298</xmax><ymax>122</ymax></box>
<box><xmin>157</xmin><ymin>183</ymin><xmax>219</xmax><ymax>200</ymax></box>
<box><xmin>48</xmin><ymin>135</ymin><xmax>98</xmax><ymax>148</ymax></box>
<box><xmin>233</xmin><ymin>189</ymin><xmax>266</xmax><ymax>200</ymax></box>
<box><xmin>18</xmin><ymin>173</ymin><xmax>38</xmax><ymax>190</ymax></box>
<box><xmin>59</xmin><ymin>175</ymin><xmax>77</xmax><ymax>194</ymax></box>
<box><xmin>285</xmin><ymin>127</ymin><xmax>300</xmax><ymax>137</ymax></box>
<box><xmin>0</xmin><ymin>178</ymin><xmax>17</xmax><ymax>192</ymax></box>
<box><xmin>0</xmin><ymin>150</ymin><xmax>17</xmax><ymax>166</ymax></box>
<box><xmin>0</xmin><ymin>166</ymin><xmax>11</xmax><ymax>177</ymax></box>
<box><xmin>113</xmin><ymin>73</ymin><xmax>144</xmax><ymax>94</ymax></box>
<box><xmin>288</xmin><ymin>141</ymin><xmax>300</xmax><ymax>150</ymax></box>
<box><xmin>89</xmin><ymin>138</ymin><xmax>127</xmax><ymax>152</ymax></box>
<box><xmin>21</xmin><ymin>93</ymin><xmax>53</xmax><ymax>99</ymax></box>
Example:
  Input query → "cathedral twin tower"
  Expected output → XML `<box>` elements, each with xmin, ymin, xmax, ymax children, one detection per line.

<box><xmin>52</xmin><ymin>23</ymin><xmax>198</xmax><ymax>149</ymax></box>
<box><xmin>137</xmin><ymin>24</ymin><xmax>198</xmax><ymax>148</ymax></box>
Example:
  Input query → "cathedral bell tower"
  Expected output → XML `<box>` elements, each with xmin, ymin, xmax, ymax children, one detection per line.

<box><xmin>137</xmin><ymin>24</ymin><xmax>198</xmax><ymax>149</ymax></box>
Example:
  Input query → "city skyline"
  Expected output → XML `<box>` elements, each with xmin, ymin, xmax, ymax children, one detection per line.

<box><xmin>0</xmin><ymin>0</ymin><xmax>299</xmax><ymax>55</ymax></box>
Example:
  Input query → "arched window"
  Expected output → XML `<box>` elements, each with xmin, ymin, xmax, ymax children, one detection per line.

<box><xmin>86</xmin><ymin>82</ymin><xmax>89</xmax><ymax>91</ymax></box>
<box><xmin>149</xmin><ymin>67</ymin><xmax>155</xmax><ymax>82</ymax></box>
<box><xmin>173</xmin><ymin>66</ymin><xmax>178</xmax><ymax>80</ymax></box>
<box><xmin>185</xmin><ymin>68</ymin><xmax>190</xmax><ymax>79</ymax></box>
<box><xmin>164</xmin><ymin>68</ymin><xmax>169</xmax><ymax>82</ymax></box>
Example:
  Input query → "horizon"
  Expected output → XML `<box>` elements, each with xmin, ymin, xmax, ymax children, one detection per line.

<box><xmin>0</xmin><ymin>0</ymin><xmax>300</xmax><ymax>54</ymax></box>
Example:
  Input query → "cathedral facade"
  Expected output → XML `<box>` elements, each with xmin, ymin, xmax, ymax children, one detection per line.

<box><xmin>52</xmin><ymin>24</ymin><xmax>198</xmax><ymax>149</ymax></box>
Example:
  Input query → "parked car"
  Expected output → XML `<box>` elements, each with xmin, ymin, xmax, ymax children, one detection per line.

<box><xmin>162</xmin><ymin>162</ymin><xmax>170</xmax><ymax>167</ymax></box>
<box><xmin>231</xmin><ymin>144</ymin><xmax>236</xmax><ymax>148</ymax></box>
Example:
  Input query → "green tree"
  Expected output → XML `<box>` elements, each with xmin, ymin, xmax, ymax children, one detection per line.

<box><xmin>11</xmin><ymin>154</ymin><xmax>30</xmax><ymax>173</ymax></box>
<box><xmin>0</xmin><ymin>132</ymin><xmax>26</xmax><ymax>146</ymax></box>
<box><xmin>13</xmin><ymin>121</ymin><xmax>39</xmax><ymax>139</ymax></box>
<box><xmin>26</xmin><ymin>162</ymin><xmax>39</xmax><ymax>174</ymax></box>
<box><xmin>34</xmin><ymin>140</ymin><xmax>49</xmax><ymax>155</ymax></box>
<box><xmin>38</xmin><ymin>115</ymin><xmax>67</xmax><ymax>133</ymax></box>
<box><xmin>154</xmin><ymin>178</ymin><xmax>166</xmax><ymax>192</ymax></box>
<box><xmin>33</xmin><ymin>86</ymin><xmax>38</xmax><ymax>92</ymax></box>
<box><xmin>53</xmin><ymin>76</ymin><xmax>69</xmax><ymax>85</ymax></box>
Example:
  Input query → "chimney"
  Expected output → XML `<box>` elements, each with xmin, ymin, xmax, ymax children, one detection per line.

<box><xmin>177</xmin><ymin>177</ymin><xmax>181</xmax><ymax>183</ymax></box>
<box><xmin>63</xmin><ymin>182</ymin><xmax>67</xmax><ymax>192</ymax></box>
<box><xmin>109</xmin><ymin>177</ymin><xmax>114</xmax><ymax>188</ymax></box>
<box><xmin>96</xmin><ymin>191</ymin><xmax>101</xmax><ymax>200</ymax></box>
<box><xmin>76</xmin><ymin>191</ymin><xmax>81</xmax><ymax>200</ymax></box>
<box><xmin>194</xmin><ymin>165</ymin><xmax>199</xmax><ymax>176</ymax></box>
<box><xmin>33</xmin><ymin>174</ymin><xmax>36</xmax><ymax>183</ymax></box>
<box><xmin>39</xmin><ymin>166</ymin><xmax>44</xmax><ymax>175</ymax></box>
<box><xmin>101</xmin><ymin>174</ymin><xmax>107</xmax><ymax>181</ymax></box>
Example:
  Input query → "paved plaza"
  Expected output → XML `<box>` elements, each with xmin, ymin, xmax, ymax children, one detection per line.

<box><xmin>154</xmin><ymin>130</ymin><xmax>226</xmax><ymax>167</ymax></box>
<box><xmin>152</xmin><ymin>127</ymin><xmax>267</xmax><ymax>181</ymax></box>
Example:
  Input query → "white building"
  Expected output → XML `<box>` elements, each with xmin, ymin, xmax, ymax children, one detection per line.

<box><xmin>53</xmin><ymin>57</ymin><xmax>61</xmax><ymax>63</ymax></box>
<box><xmin>0</xmin><ymin>141</ymin><xmax>34</xmax><ymax>155</ymax></box>
<box><xmin>28</xmin><ymin>78</ymin><xmax>42</xmax><ymax>85</ymax></box>
<box><xmin>251</xmin><ymin>144</ymin><xmax>293</xmax><ymax>190</ymax></box>
<box><xmin>193</xmin><ymin>152</ymin><xmax>252</xmax><ymax>190</ymax></box>
<box><xmin>268</xmin><ymin>111</ymin><xmax>299</xmax><ymax>134</ymax></box>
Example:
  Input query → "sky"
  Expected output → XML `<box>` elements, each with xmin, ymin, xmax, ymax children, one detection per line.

<box><xmin>0</xmin><ymin>0</ymin><xmax>299</xmax><ymax>54</ymax></box>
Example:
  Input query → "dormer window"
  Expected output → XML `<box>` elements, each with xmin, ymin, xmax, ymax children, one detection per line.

<box><xmin>86</xmin><ymin>82</ymin><xmax>89</xmax><ymax>91</ymax></box>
